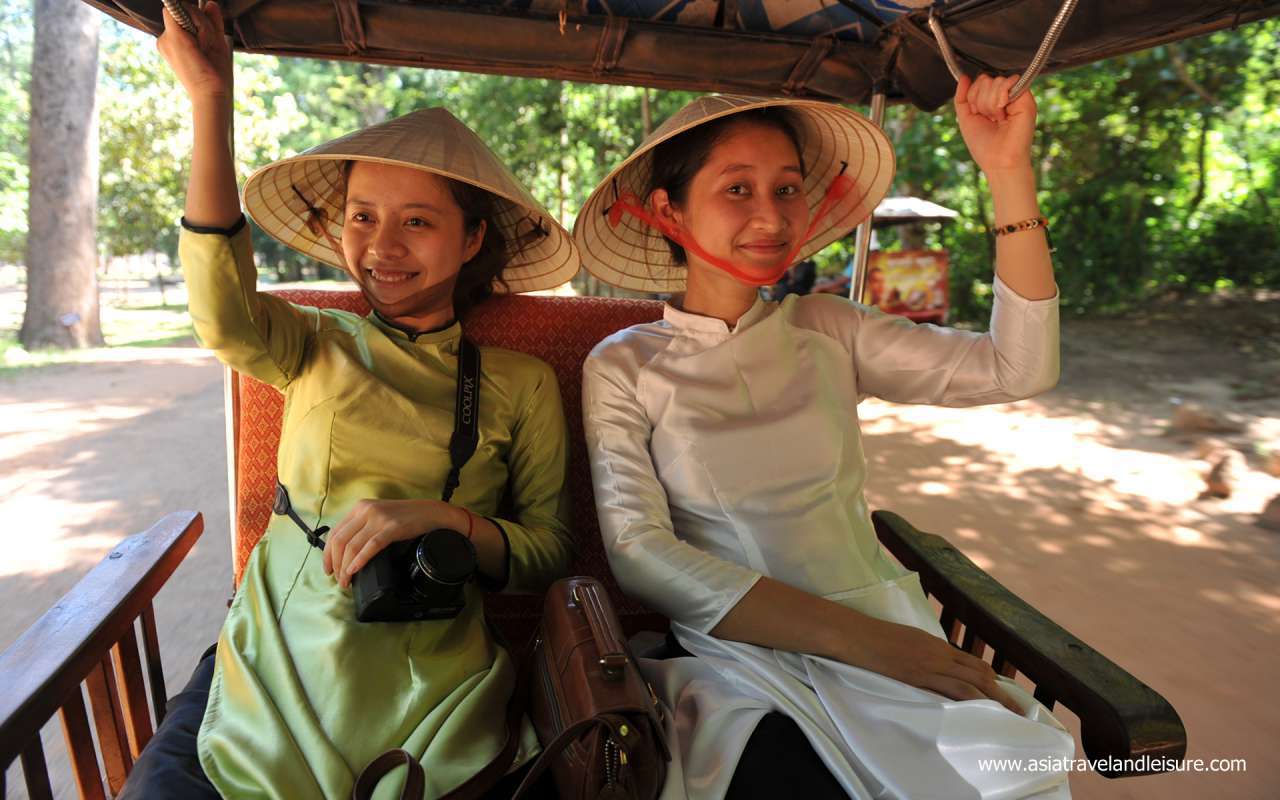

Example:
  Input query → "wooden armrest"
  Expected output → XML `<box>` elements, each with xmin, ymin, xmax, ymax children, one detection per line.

<box><xmin>871</xmin><ymin>510</ymin><xmax>1186</xmax><ymax>777</ymax></box>
<box><xmin>0</xmin><ymin>512</ymin><xmax>203</xmax><ymax>788</ymax></box>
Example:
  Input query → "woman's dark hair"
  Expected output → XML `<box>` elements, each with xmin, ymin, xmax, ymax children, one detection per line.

<box><xmin>340</xmin><ymin>161</ymin><xmax>508</xmax><ymax>315</ymax></box>
<box><xmin>648</xmin><ymin>108</ymin><xmax>805</xmax><ymax>264</ymax></box>
<box><xmin>444</xmin><ymin>179</ymin><xmax>508</xmax><ymax>316</ymax></box>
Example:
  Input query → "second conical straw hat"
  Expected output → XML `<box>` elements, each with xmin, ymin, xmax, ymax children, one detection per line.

<box><xmin>574</xmin><ymin>95</ymin><xmax>896</xmax><ymax>293</ymax></box>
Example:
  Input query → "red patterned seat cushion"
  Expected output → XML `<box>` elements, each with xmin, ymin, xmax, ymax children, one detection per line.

<box><xmin>231</xmin><ymin>290</ymin><xmax>667</xmax><ymax>645</ymax></box>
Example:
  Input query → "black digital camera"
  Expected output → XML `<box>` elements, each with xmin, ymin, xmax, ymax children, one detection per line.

<box><xmin>352</xmin><ymin>528</ymin><xmax>477</xmax><ymax>623</ymax></box>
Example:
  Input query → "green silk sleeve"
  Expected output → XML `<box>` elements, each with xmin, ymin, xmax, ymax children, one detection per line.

<box><xmin>179</xmin><ymin>224</ymin><xmax>316</xmax><ymax>389</ymax></box>
<box><xmin>489</xmin><ymin>360</ymin><xmax>574</xmax><ymax>594</ymax></box>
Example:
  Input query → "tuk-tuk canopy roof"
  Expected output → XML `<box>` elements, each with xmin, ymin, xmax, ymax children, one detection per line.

<box><xmin>86</xmin><ymin>1</ymin><xmax>1279</xmax><ymax>109</ymax></box>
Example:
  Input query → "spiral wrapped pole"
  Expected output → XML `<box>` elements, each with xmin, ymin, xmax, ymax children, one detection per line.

<box><xmin>161</xmin><ymin>0</ymin><xmax>198</xmax><ymax>35</ymax></box>
<box><xmin>849</xmin><ymin>89</ymin><xmax>887</xmax><ymax>304</ymax></box>
<box><xmin>1007</xmin><ymin>0</ymin><xmax>1079</xmax><ymax>101</ymax></box>
<box><xmin>928</xmin><ymin>0</ymin><xmax>1080</xmax><ymax>102</ymax></box>
<box><xmin>927</xmin><ymin>9</ymin><xmax>965</xmax><ymax>85</ymax></box>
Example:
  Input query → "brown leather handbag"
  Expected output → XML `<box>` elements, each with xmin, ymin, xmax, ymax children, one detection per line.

<box><xmin>512</xmin><ymin>576</ymin><xmax>670</xmax><ymax>800</ymax></box>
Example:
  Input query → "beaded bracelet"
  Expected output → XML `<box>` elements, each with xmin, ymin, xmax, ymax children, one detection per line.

<box><xmin>993</xmin><ymin>215</ymin><xmax>1055</xmax><ymax>253</ymax></box>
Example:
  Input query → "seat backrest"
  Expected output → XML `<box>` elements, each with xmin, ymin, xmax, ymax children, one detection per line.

<box><xmin>228</xmin><ymin>290</ymin><xmax>666</xmax><ymax>648</ymax></box>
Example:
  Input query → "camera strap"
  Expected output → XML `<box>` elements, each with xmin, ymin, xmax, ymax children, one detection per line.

<box><xmin>274</xmin><ymin>335</ymin><xmax>481</xmax><ymax>544</ymax></box>
<box><xmin>442</xmin><ymin>336</ymin><xmax>481</xmax><ymax>504</ymax></box>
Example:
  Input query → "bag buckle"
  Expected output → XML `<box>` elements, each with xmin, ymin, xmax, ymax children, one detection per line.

<box><xmin>599</xmin><ymin>652</ymin><xmax>627</xmax><ymax>681</ymax></box>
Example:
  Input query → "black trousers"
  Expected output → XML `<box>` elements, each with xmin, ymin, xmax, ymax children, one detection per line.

<box><xmin>724</xmin><ymin>713</ymin><xmax>850</xmax><ymax>800</ymax></box>
<box><xmin>659</xmin><ymin>632</ymin><xmax>849</xmax><ymax>800</ymax></box>
<box><xmin>117</xmin><ymin>645</ymin><xmax>555</xmax><ymax>799</ymax></box>
<box><xmin>117</xmin><ymin>645</ymin><xmax>221</xmax><ymax>800</ymax></box>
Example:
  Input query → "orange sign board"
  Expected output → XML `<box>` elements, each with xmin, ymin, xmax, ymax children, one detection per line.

<box><xmin>862</xmin><ymin>250</ymin><xmax>949</xmax><ymax>323</ymax></box>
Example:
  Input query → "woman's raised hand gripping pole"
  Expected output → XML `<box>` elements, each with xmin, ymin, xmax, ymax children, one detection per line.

<box><xmin>157</xmin><ymin>1</ymin><xmax>240</xmax><ymax>229</ymax></box>
<box><xmin>954</xmin><ymin>73</ymin><xmax>1056</xmax><ymax>301</ymax></box>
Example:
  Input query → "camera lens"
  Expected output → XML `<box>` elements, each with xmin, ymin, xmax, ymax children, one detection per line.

<box><xmin>408</xmin><ymin>529</ymin><xmax>477</xmax><ymax>600</ymax></box>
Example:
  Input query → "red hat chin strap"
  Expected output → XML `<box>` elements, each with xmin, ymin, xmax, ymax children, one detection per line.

<box><xmin>606</xmin><ymin>171</ymin><xmax>856</xmax><ymax>288</ymax></box>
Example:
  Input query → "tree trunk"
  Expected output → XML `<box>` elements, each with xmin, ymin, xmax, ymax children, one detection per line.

<box><xmin>20</xmin><ymin>0</ymin><xmax>102</xmax><ymax>349</ymax></box>
<box><xmin>1184</xmin><ymin>112</ymin><xmax>1211</xmax><ymax>226</ymax></box>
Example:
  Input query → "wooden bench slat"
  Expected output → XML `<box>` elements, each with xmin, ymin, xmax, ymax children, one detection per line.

<box><xmin>961</xmin><ymin>628</ymin><xmax>986</xmax><ymax>659</ymax></box>
<box><xmin>112</xmin><ymin>623</ymin><xmax>155</xmax><ymax>757</ymax></box>
<box><xmin>19</xmin><ymin>735</ymin><xmax>55</xmax><ymax>800</ymax></box>
<box><xmin>1033</xmin><ymin>685</ymin><xmax>1057</xmax><ymax>711</ymax></box>
<box><xmin>86</xmin><ymin>656</ymin><xmax>133</xmax><ymax>793</ymax></box>
<box><xmin>938</xmin><ymin>609</ymin><xmax>961</xmax><ymax>645</ymax></box>
<box><xmin>140</xmin><ymin>603</ymin><xmax>169</xmax><ymax>727</ymax></box>
<box><xmin>0</xmin><ymin>513</ymin><xmax>202</xmax><ymax>770</ymax></box>
<box><xmin>59</xmin><ymin>689</ymin><xmax>106</xmax><ymax>800</ymax></box>
<box><xmin>991</xmin><ymin>651</ymin><xmax>1017</xmax><ymax>679</ymax></box>
<box><xmin>872</xmin><ymin>509</ymin><xmax>1186</xmax><ymax>775</ymax></box>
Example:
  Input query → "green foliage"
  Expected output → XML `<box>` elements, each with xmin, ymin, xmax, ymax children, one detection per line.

<box><xmin>8</xmin><ymin>11</ymin><xmax>1278</xmax><ymax>316</ymax></box>
<box><xmin>877</xmin><ymin>18</ymin><xmax>1280</xmax><ymax>319</ymax></box>
<box><xmin>98</xmin><ymin>35</ymin><xmax>187</xmax><ymax>264</ymax></box>
<box><xmin>0</xmin><ymin>2</ymin><xmax>31</xmax><ymax>264</ymax></box>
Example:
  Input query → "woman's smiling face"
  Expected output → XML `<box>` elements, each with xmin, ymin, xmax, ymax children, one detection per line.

<box><xmin>340</xmin><ymin>161</ymin><xmax>484</xmax><ymax>327</ymax></box>
<box><xmin>656</xmin><ymin>121</ymin><xmax>809</xmax><ymax>284</ymax></box>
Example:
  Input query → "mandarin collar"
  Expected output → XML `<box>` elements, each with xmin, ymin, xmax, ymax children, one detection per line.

<box><xmin>368</xmin><ymin>311</ymin><xmax>462</xmax><ymax>348</ymax></box>
<box><xmin>662</xmin><ymin>293</ymin><xmax>772</xmax><ymax>339</ymax></box>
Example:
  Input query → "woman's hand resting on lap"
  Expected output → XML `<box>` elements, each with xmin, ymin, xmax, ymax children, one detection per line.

<box><xmin>842</xmin><ymin>616</ymin><xmax>1022</xmax><ymax>714</ymax></box>
<box><xmin>710</xmin><ymin>577</ymin><xmax>1024</xmax><ymax>715</ymax></box>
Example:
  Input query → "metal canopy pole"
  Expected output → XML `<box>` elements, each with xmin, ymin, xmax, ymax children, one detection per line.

<box><xmin>160</xmin><ymin>0</ymin><xmax>197</xmax><ymax>34</ymax></box>
<box><xmin>927</xmin><ymin>0</ymin><xmax>1080</xmax><ymax>102</ymax></box>
<box><xmin>849</xmin><ymin>87</ymin><xmax>886</xmax><ymax>304</ymax></box>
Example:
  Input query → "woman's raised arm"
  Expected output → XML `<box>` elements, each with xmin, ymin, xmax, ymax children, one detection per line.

<box><xmin>157</xmin><ymin>1</ymin><xmax>240</xmax><ymax>228</ymax></box>
<box><xmin>954</xmin><ymin>74</ymin><xmax>1055</xmax><ymax>301</ymax></box>
<box><xmin>158</xmin><ymin>1</ymin><xmax>312</xmax><ymax>388</ymax></box>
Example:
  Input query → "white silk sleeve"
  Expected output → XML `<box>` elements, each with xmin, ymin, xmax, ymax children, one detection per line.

<box><xmin>582</xmin><ymin>342</ymin><xmax>762</xmax><ymax>633</ymax></box>
<box><xmin>795</xmin><ymin>274</ymin><xmax>1060</xmax><ymax>406</ymax></box>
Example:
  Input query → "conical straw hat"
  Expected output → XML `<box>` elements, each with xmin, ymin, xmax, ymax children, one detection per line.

<box><xmin>243</xmin><ymin>108</ymin><xmax>579</xmax><ymax>293</ymax></box>
<box><xmin>574</xmin><ymin>95</ymin><xmax>896</xmax><ymax>293</ymax></box>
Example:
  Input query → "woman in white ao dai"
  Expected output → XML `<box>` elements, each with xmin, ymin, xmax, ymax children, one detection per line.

<box><xmin>576</xmin><ymin>82</ymin><xmax>1075</xmax><ymax>800</ymax></box>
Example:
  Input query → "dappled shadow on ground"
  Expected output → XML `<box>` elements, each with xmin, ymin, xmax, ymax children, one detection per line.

<box><xmin>1046</xmin><ymin>297</ymin><xmax>1280</xmax><ymax>463</ymax></box>
<box><xmin>859</xmin><ymin>392</ymin><xmax>1279</xmax><ymax>799</ymax></box>
<box><xmin>1</xmin><ymin>354</ymin><xmax>233</xmax><ymax>799</ymax></box>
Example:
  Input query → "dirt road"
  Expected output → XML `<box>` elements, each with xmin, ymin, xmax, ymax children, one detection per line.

<box><xmin>2</xmin><ymin>298</ymin><xmax>1277</xmax><ymax>798</ymax></box>
<box><xmin>1</xmin><ymin>344</ymin><xmax>231</xmax><ymax>799</ymax></box>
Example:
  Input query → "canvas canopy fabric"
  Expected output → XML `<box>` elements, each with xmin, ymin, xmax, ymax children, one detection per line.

<box><xmin>85</xmin><ymin>1</ymin><xmax>1279</xmax><ymax>109</ymax></box>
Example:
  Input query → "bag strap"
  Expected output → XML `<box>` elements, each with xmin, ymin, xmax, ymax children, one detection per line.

<box><xmin>353</xmin><ymin>659</ymin><xmax>527</xmax><ymax>800</ymax></box>
<box><xmin>442</xmin><ymin>336</ymin><xmax>481</xmax><ymax>503</ymax></box>
<box><xmin>510</xmin><ymin>716</ymin><xmax>635</xmax><ymax>800</ymax></box>
<box><xmin>351</xmin><ymin>749</ymin><xmax>424</xmax><ymax>800</ymax></box>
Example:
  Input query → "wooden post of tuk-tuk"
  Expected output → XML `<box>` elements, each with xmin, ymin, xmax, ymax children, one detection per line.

<box><xmin>849</xmin><ymin>85</ymin><xmax>886</xmax><ymax>304</ymax></box>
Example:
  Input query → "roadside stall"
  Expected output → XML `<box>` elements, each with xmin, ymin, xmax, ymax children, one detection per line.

<box><xmin>814</xmin><ymin>195</ymin><xmax>958</xmax><ymax>323</ymax></box>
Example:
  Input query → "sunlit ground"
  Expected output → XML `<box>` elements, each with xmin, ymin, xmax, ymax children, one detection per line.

<box><xmin>857</xmin><ymin>389</ymin><xmax>1280</xmax><ymax>798</ymax></box>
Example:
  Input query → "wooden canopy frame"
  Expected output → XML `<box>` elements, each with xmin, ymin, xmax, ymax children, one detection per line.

<box><xmin>84</xmin><ymin>0</ymin><xmax>1280</xmax><ymax>109</ymax></box>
